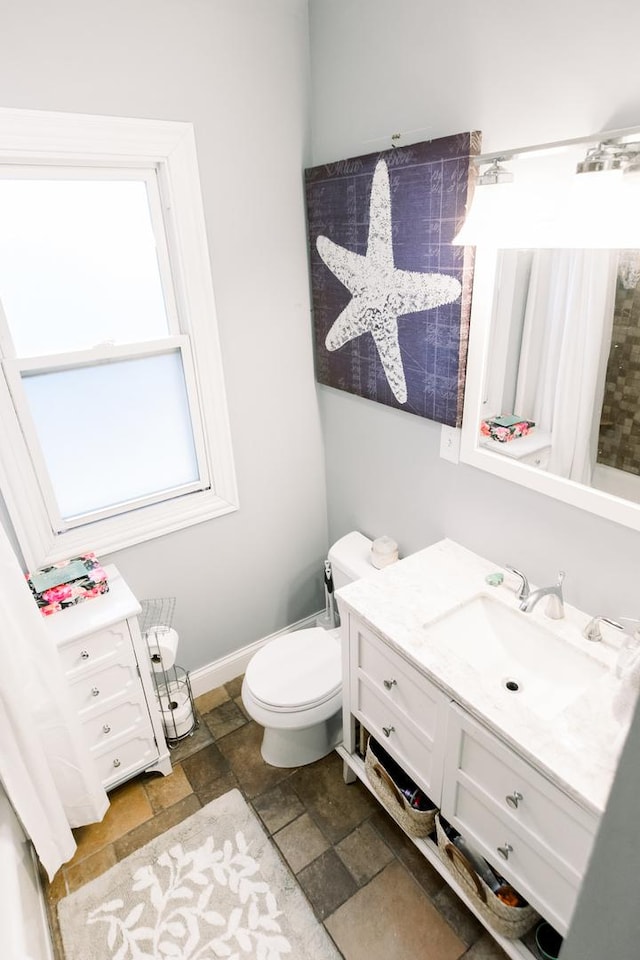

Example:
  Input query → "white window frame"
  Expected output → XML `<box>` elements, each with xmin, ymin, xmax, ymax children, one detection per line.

<box><xmin>0</xmin><ymin>108</ymin><xmax>238</xmax><ymax>570</ymax></box>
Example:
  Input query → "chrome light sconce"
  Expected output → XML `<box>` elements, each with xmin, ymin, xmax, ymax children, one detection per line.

<box><xmin>575</xmin><ymin>138</ymin><xmax>640</xmax><ymax>176</ymax></box>
<box><xmin>477</xmin><ymin>158</ymin><xmax>514</xmax><ymax>185</ymax></box>
<box><xmin>576</xmin><ymin>141</ymin><xmax>629</xmax><ymax>174</ymax></box>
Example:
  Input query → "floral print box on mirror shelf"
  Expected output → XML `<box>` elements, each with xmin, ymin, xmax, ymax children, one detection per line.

<box><xmin>480</xmin><ymin>415</ymin><xmax>535</xmax><ymax>443</ymax></box>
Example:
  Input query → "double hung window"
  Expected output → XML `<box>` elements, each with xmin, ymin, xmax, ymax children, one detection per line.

<box><xmin>0</xmin><ymin>111</ymin><xmax>237</xmax><ymax>568</ymax></box>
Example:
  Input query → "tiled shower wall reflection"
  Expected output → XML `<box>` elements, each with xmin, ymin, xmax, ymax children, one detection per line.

<box><xmin>598</xmin><ymin>258</ymin><xmax>640</xmax><ymax>474</ymax></box>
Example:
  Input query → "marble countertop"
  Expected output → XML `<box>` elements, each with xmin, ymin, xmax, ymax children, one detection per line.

<box><xmin>336</xmin><ymin>539</ymin><xmax>633</xmax><ymax>817</ymax></box>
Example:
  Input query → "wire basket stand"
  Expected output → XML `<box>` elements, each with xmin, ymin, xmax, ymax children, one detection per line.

<box><xmin>139</xmin><ymin>597</ymin><xmax>198</xmax><ymax>747</ymax></box>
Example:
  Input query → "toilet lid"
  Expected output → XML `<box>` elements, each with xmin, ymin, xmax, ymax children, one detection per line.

<box><xmin>245</xmin><ymin>628</ymin><xmax>341</xmax><ymax>710</ymax></box>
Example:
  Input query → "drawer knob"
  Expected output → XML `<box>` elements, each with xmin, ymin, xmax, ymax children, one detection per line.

<box><xmin>382</xmin><ymin>725</ymin><xmax>395</xmax><ymax>738</ymax></box>
<box><xmin>497</xmin><ymin>843</ymin><xmax>514</xmax><ymax>860</ymax></box>
<box><xmin>113</xmin><ymin>758</ymin><xmax>121</xmax><ymax>768</ymax></box>
<box><xmin>505</xmin><ymin>790</ymin><xmax>523</xmax><ymax>809</ymax></box>
<box><xmin>383</xmin><ymin>679</ymin><xmax>397</xmax><ymax>690</ymax></box>
<box><xmin>80</xmin><ymin>650</ymin><xmax>90</xmax><ymax>660</ymax></box>
<box><xmin>103</xmin><ymin>724</ymin><xmax>111</xmax><ymax>734</ymax></box>
<box><xmin>91</xmin><ymin>687</ymin><xmax>100</xmax><ymax>697</ymax></box>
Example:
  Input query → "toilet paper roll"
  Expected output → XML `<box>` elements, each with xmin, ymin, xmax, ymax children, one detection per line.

<box><xmin>159</xmin><ymin>681</ymin><xmax>195</xmax><ymax>739</ymax></box>
<box><xmin>146</xmin><ymin>625</ymin><xmax>179</xmax><ymax>672</ymax></box>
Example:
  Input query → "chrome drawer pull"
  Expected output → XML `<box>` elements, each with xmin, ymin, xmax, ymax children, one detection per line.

<box><xmin>383</xmin><ymin>679</ymin><xmax>397</xmax><ymax>690</ymax></box>
<box><xmin>497</xmin><ymin>843</ymin><xmax>514</xmax><ymax>860</ymax></box>
<box><xmin>505</xmin><ymin>791</ymin><xmax>523</xmax><ymax>809</ymax></box>
<box><xmin>382</xmin><ymin>725</ymin><xmax>395</xmax><ymax>738</ymax></box>
<box><xmin>91</xmin><ymin>687</ymin><xmax>100</xmax><ymax>697</ymax></box>
<box><xmin>103</xmin><ymin>724</ymin><xmax>111</xmax><ymax>734</ymax></box>
<box><xmin>80</xmin><ymin>650</ymin><xmax>90</xmax><ymax>660</ymax></box>
<box><xmin>113</xmin><ymin>758</ymin><xmax>121</xmax><ymax>768</ymax></box>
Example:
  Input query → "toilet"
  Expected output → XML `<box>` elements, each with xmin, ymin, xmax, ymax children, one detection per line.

<box><xmin>242</xmin><ymin>531</ymin><xmax>375</xmax><ymax>767</ymax></box>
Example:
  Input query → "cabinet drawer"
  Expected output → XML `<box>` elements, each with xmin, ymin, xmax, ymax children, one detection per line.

<box><xmin>443</xmin><ymin>706</ymin><xmax>597</xmax><ymax>877</ymax></box>
<box><xmin>97</xmin><ymin>733</ymin><xmax>159</xmax><ymax>790</ymax></box>
<box><xmin>357</xmin><ymin>680</ymin><xmax>443</xmax><ymax>802</ymax></box>
<box><xmin>80</xmin><ymin>697</ymin><xmax>154</xmax><ymax>754</ymax></box>
<box><xmin>68</xmin><ymin>661</ymin><xmax>139</xmax><ymax>717</ymax></box>
<box><xmin>352</xmin><ymin>619</ymin><xmax>445</xmax><ymax>742</ymax></box>
<box><xmin>449</xmin><ymin>781</ymin><xmax>578</xmax><ymax>934</ymax></box>
<box><xmin>58</xmin><ymin>621</ymin><xmax>134</xmax><ymax>678</ymax></box>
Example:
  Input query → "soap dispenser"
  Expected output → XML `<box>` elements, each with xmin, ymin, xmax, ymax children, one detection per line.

<box><xmin>613</xmin><ymin>621</ymin><xmax>640</xmax><ymax>725</ymax></box>
<box><xmin>616</xmin><ymin>623</ymin><xmax>640</xmax><ymax>679</ymax></box>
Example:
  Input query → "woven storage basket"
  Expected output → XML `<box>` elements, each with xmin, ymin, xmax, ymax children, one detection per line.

<box><xmin>435</xmin><ymin>814</ymin><xmax>539</xmax><ymax>939</ymax></box>
<box><xmin>365</xmin><ymin>738</ymin><xmax>436</xmax><ymax>837</ymax></box>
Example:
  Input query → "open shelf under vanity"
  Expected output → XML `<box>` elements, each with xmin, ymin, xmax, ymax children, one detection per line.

<box><xmin>336</xmin><ymin>745</ymin><xmax>538</xmax><ymax>960</ymax></box>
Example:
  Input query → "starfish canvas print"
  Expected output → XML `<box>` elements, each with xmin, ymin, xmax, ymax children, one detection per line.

<box><xmin>305</xmin><ymin>132</ymin><xmax>480</xmax><ymax>425</ymax></box>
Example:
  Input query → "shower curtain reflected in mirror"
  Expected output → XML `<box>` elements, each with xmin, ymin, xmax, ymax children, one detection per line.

<box><xmin>512</xmin><ymin>249</ymin><xmax>617</xmax><ymax>484</ymax></box>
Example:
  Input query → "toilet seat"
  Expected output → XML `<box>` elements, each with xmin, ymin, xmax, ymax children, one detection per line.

<box><xmin>244</xmin><ymin>627</ymin><xmax>341</xmax><ymax>713</ymax></box>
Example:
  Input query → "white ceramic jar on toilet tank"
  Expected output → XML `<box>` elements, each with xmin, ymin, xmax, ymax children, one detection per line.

<box><xmin>241</xmin><ymin>531</ymin><xmax>376</xmax><ymax>767</ymax></box>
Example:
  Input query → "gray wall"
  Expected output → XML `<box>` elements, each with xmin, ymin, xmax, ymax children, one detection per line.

<box><xmin>308</xmin><ymin>0</ymin><xmax>640</xmax><ymax>954</ymax></box>
<box><xmin>0</xmin><ymin>0</ymin><xmax>329</xmax><ymax>670</ymax></box>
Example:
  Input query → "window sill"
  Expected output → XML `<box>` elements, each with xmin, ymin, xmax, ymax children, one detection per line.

<box><xmin>19</xmin><ymin>487</ymin><xmax>239</xmax><ymax>568</ymax></box>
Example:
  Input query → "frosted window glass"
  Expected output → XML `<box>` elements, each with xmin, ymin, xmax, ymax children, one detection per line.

<box><xmin>0</xmin><ymin>179</ymin><xmax>169</xmax><ymax>357</ymax></box>
<box><xmin>22</xmin><ymin>352</ymin><xmax>199</xmax><ymax>520</ymax></box>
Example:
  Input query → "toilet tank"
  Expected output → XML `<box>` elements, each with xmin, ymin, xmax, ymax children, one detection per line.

<box><xmin>328</xmin><ymin>531</ymin><xmax>375</xmax><ymax>590</ymax></box>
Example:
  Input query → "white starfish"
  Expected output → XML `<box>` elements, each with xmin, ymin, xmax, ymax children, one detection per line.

<box><xmin>317</xmin><ymin>158</ymin><xmax>462</xmax><ymax>404</ymax></box>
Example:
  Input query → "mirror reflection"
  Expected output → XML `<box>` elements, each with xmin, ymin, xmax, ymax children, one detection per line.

<box><xmin>481</xmin><ymin>247</ymin><xmax>640</xmax><ymax>505</ymax></box>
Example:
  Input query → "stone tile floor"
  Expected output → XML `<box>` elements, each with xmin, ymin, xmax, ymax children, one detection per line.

<box><xmin>45</xmin><ymin>677</ymin><xmax>515</xmax><ymax>960</ymax></box>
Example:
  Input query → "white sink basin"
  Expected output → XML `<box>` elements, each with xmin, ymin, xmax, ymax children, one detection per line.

<box><xmin>422</xmin><ymin>594</ymin><xmax>606</xmax><ymax>716</ymax></box>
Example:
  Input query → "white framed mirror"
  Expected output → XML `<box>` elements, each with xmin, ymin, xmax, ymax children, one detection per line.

<box><xmin>459</xmin><ymin>126</ymin><xmax>640</xmax><ymax>532</ymax></box>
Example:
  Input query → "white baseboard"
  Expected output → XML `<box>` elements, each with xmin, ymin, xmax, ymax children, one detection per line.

<box><xmin>189</xmin><ymin>610</ymin><xmax>325</xmax><ymax>698</ymax></box>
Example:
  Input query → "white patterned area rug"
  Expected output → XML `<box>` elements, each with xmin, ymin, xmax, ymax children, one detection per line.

<box><xmin>58</xmin><ymin>788</ymin><xmax>341</xmax><ymax>960</ymax></box>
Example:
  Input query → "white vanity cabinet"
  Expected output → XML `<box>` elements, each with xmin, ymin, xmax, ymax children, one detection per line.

<box><xmin>339</xmin><ymin>609</ymin><xmax>600</xmax><ymax>959</ymax></box>
<box><xmin>44</xmin><ymin>566</ymin><xmax>171</xmax><ymax>790</ymax></box>
<box><xmin>349</xmin><ymin>618</ymin><xmax>448</xmax><ymax>803</ymax></box>
<box><xmin>441</xmin><ymin>704</ymin><xmax>598</xmax><ymax>936</ymax></box>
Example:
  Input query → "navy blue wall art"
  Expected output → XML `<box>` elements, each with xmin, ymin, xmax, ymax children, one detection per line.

<box><xmin>305</xmin><ymin>132</ymin><xmax>480</xmax><ymax>426</ymax></box>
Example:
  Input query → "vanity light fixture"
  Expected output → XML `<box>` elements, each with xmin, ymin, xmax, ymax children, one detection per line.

<box><xmin>451</xmin><ymin>158</ymin><xmax>519</xmax><ymax>246</ymax></box>
<box><xmin>452</xmin><ymin>155</ymin><xmax>558</xmax><ymax>248</ymax></box>
<box><xmin>569</xmin><ymin>136</ymin><xmax>640</xmax><ymax>247</ymax></box>
<box><xmin>477</xmin><ymin>157</ymin><xmax>514</xmax><ymax>185</ymax></box>
<box><xmin>575</xmin><ymin>139</ymin><xmax>640</xmax><ymax>176</ymax></box>
<box><xmin>453</xmin><ymin>125</ymin><xmax>640</xmax><ymax>249</ymax></box>
<box><xmin>576</xmin><ymin>141</ymin><xmax>628</xmax><ymax>174</ymax></box>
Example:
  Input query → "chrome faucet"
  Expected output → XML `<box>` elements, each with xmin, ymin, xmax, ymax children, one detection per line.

<box><xmin>505</xmin><ymin>566</ymin><xmax>530</xmax><ymax>603</ymax></box>
<box><xmin>519</xmin><ymin>571</ymin><xmax>565</xmax><ymax>619</ymax></box>
<box><xmin>582</xmin><ymin>615</ymin><xmax>624</xmax><ymax>642</ymax></box>
<box><xmin>506</xmin><ymin>565</ymin><xmax>566</xmax><ymax>618</ymax></box>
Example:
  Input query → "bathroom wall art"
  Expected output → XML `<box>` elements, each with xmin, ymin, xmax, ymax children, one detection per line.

<box><xmin>305</xmin><ymin>132</ymin><xmax>480</xmax><ymax>425</ymax></box>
